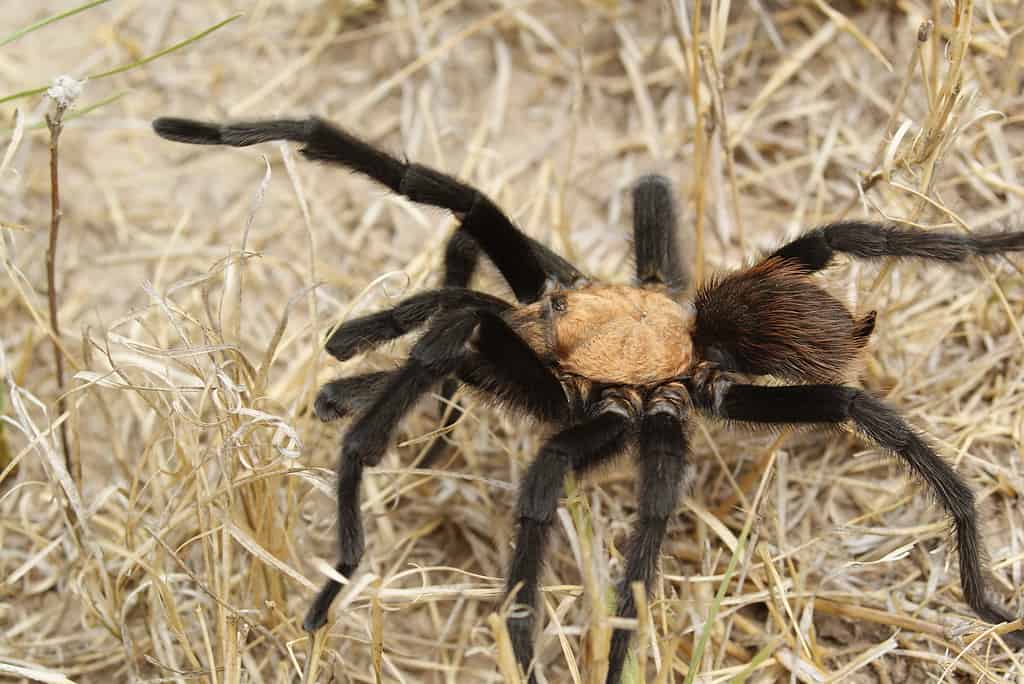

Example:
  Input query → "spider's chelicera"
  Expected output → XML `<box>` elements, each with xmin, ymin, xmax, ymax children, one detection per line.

<box><xmin>154</xmin><ymin>115</ymin><xmax>1024</xmax><ymax>683</ymax></box>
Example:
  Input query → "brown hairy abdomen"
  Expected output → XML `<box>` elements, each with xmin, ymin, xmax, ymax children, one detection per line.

<box><xmin>693</xmin><ymin>258</ymin><xmax>871</xmax><ymax>382</ymax></box>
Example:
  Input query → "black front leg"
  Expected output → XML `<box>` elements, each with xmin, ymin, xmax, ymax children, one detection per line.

<box><xmin>324</xmin><ymin>287</ymin><xmax>509</xmax><ymax>361</ymax></box>
<box><xmin>153</xmin><ymin>116</ymin><xmax>584</xmax><ymax>303</ymax></box>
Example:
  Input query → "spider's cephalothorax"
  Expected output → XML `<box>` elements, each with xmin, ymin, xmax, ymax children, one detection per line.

<box><xmin>154</xmin><ymin>115</ymin><xmax>1024</xmax><ymax>683</ymax></box>
<box><xmin>507</xmin><ymin>285</ymin><xmax>696</xmax><ymax>386</ymax></box>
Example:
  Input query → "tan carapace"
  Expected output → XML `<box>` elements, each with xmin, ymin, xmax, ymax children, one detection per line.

<box><xmin>505</xmin><ymin>285</ymin><xmax>695</xmax><ymax>385</ymax></box>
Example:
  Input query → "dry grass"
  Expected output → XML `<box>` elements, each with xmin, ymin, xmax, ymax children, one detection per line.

<box><xmin>3</xmin><ymin>2</ymin><xmax>1024</xmax><ymax>682</ymax></box>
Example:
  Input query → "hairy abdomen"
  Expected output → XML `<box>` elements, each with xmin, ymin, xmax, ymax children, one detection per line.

<box><xmin>693</xmin><ymin>258</ymin><xmax>874</xmax><ymax>382</ymax></box>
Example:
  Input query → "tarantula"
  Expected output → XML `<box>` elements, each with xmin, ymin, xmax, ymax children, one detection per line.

<box><xmin>153</xmin><ymin>114</ymin><xmax>1024</xmax><ymax>683</ymax></box>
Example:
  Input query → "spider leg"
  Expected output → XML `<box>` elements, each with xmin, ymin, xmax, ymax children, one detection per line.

<box><xmin>304</xmin><ymin>453</ymin><xmax>364</xmax><ymax>630</ymax></box>
<box><xmin>506</xmin><ymin>411</ymin><xmax>632</xmax><ymax>683</ymax></box>
<box><xmin>689</xmin><ymin>370</ymin><xmax>1024</xmax><ymax>648</ymax></box>
<box><xmin>606</xmin><ymin>389</ymin><xmax>689</xmax><ymax>684</ymax></box>
<box><xmin>316</xmin><ymin>308</ymin><xmax>566</xmax><ymax>427</ymax></box>
<box><xmin>769</xmin><ymin>220</ymin><xmax>1024</xmax><ymax>274</ymax></box>
<box><xmin>324</xmin><ymin>287</ymin><xmax>508</xmax><ymax>361</ymax></box>
<box><xmin>443</xmin><ymin>223</ymin><xmax>586</xmax><ymax>294</ymax></box>
<box><xmin>304</xmin><ymin>311</ymin><xmax>481</xmax><ymax>631</ymax></box>
<box><xmin>153</xmin><ymin>116</ymin><xmax>585</xmax><ymax>302</ymax></box>
<box><xmin>417</xmin><ymin>235</ymin><xmax>485</xmax><ymax>463</ymax></box>
<box><xmin>633</xmin><ymin>175</ymin><xmax>688</xmax><ymax>293</ymax></box>
<box><xmin>306</xmin><ymin>310</ymin><xmax>566</xmax><ymax>631</ymax></box>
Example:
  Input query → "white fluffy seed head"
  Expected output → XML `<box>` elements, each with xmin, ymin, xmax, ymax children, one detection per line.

<box><xmin>47</xmin><ymin>75</ymin><xmax>85</xmax><ymax>109</ymax></box>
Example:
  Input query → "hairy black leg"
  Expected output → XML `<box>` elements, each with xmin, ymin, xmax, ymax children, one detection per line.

<box><xmin>304</xmin><ymin>453</ymin><xmax>364</xmax><ymax>630</ymax></box>
<box><xmin>633</xmin><ymin>175</ymin><xmax>687</xmax><ymax>292</ymax></box>
<box><xmin>427</xmin><ymin>230</ymin><xmax>583</xmax><ymax>463</ymax></box>
<box><xmin>422</xmin><ymin>305</ymin><xmax>573</xmax><ymax>463</ymax></box>
<box><xmin>153</xmin><ymin>116</ymin><xmax>586</xmax><ymax>302</ymax></box>
<box><xmin>419</xmin><ymin>234</ymin><xmax>487</xmax><ymax>466</ymax></box>
<box><xmin>770</xmin><ymin>220</ymin><xmax>1024</xmax><ymax>274</ymax></box>
<box><xmin>304</xmin><ymin>312</ymin><xmax>482</xmax><ymax>631</ymax></box>
<box><xmin>342</xmin><ymin>311</ymin><xmax>480</xmax><ymax>468</ymax></box>
<box><xmin>325</xmin><ymin>287</ymin><xmax>509</xmax><ymax>361</ymax></box>
<box><xmin>689</xmin><ymin>372</ymin><xmax>1024</xmax><ymax>647</ymax></box>
<box><xmin>319</xmin><ymin>309</ymin><xmax>565</xmax><ymax>471</ymax></box>
<box><xmin>463</xmin><ymin>310</ymin><xmax>567</xmax><ymax>422</ymax></box>
<box><xmin>314</xmin><ymin>371</ymin><xmax>392</xmax><ymax>422</ymax></box>
<box><xmin>506</xmin><ymin>412</ymin><xmax>632</xmax><ymax>682</ymax></box>
<box><xmin>606</xmin><ymin>389</ymin><xmax>689</xmax><ymax>684</ymax></box>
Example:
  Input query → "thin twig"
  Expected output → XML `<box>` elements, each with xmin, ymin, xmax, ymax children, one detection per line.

<box><xmin>45</xmin><ymin>103</ymin><xmax>73</xmax><ymax>484</ymax></box>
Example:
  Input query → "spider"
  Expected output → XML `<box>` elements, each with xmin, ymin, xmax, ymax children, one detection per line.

<box><xmin>153</xmin><ymin>114</ymin><xmax>1024</xmax><ymax>683</ymax></box>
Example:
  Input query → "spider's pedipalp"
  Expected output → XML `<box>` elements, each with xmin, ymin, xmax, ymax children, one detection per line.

<box><xmin>324</xmin><ymin>287</ymin><xmax>509</xmax><ymax>361</ymax></box>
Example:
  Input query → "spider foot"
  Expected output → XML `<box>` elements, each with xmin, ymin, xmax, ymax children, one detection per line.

<box><xmin>313</xmin><ymin>386</ymin><xmax>348</xmax><ymax>422</ymax></box>
<box><xmin>303</xmin><ymin>561</ymin><xmax>359</xmax><ymax>632</ymax></box>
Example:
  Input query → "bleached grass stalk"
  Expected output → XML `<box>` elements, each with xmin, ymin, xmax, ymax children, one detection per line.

<box><xmin>44</xmin><ymin>93</ymin><xmax>73</xmax><ymax>484</ymax></box>
<box><xmin>685</xmin><ymin>446</ymin><xmax>780</xmax><ymax>683</ymax></box>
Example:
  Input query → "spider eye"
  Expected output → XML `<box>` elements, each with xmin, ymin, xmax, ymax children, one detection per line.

<box><xmin>550</xmin><ymin>294</ymin><xmax>568</xmax><ymax>313</ymax></box>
